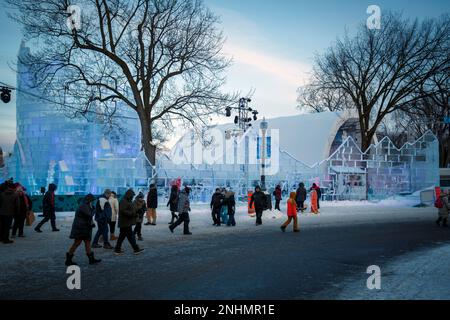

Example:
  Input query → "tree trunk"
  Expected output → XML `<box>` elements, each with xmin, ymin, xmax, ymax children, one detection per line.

<box><xmin>139</xmin><ymin>111</ymin><xmax>156</xmax><ymax>167</ymax></box>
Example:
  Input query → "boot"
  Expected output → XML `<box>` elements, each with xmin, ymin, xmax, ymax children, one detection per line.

<box><xmin>87</xmin><ymin>252</ymin><xmax>101</xmax><ymax>265</ymax></box>
<box><xmin>65</xmin><ymin>252</ymin><xmax>78</xmax><ymax>266</ymax></box>
<box><xmin>103</xmin><ymin>243</ymin><xmax>114</xmax><ymax>250</ymax></box>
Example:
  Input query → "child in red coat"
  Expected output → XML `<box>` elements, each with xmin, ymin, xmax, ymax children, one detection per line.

<box><xmin>280</xmin><ymin>192</ymin><xmax>300</xmax><ymax>233</ymax></box>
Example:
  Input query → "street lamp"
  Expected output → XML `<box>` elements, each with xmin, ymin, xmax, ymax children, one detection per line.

<box><xmin>225</xmin><ymin>98</ymin><xmax>259</xmax><ymax>133</ymax></box>
<box><xmin>1</xmin><ymin>86</ymin><xmax>12</xmax><ymax>104</ymax></box>
<box><xmin>260</xmin><ymin>117</ymin><xmax>268</xmax><ymax>191</ymax></box>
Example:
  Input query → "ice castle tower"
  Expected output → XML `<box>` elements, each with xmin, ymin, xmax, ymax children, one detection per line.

<box><xmin>7</xmin><ymin>42</ymin><xmax>147</xmax><ymax>195</ymax></box>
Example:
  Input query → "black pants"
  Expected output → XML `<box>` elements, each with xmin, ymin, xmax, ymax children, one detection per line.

<box><xmin>212</xmin><ymin>210</ymin><xmax>221</xmax><ymax>225</ymax></box>
<box><xmin>36</xmin><ymin>213</ymin><xmax>56</xmax><ymax>230</ymax></box>
<box><xmin>297</xmin><ymin>200</ymin><xmax>305</xmax><ymax>212</ymax></box>
<box><xmin>275</xmin><ymin>199</ymin><xmax>281</xmax><ymax>211</ymax></box>
<box><xmin>93</xmin><ymin>220</ymin><xmax>110</xmax><ymax>245</ymax></box>
<box><xmin>227</xmin><ymin>213</ymin><xmax>236</xmax><ymax>226</ymax></box>
<box><xmin>109</xmin><ymin>220</ymin><xmax>116</xmax><ymax>234</ymax></box>
<box><xmin>0</xmin><ymin>216</ymin><xmax>13</xmax><ymax>242</ymax></box>
<box><xmin>255</xmin><ymin>209</ymin><xmax>263</xmax><ymax>225</ymax></box>
<box><xmin>170</xmin><ymin>212</ymin><xmax>178</xmax><ymax>224</ymax></box>
<box><xmin>12</xmin><ymin>215</ymin><xmax>26</xmax><ymax>236</ymax></box>
<box><xmin>115</xmin><ymin>226</ymin><xmax>139</xmax><ymax>251</ymax></box>
<box><xmin>437</xmin><ymin>217</ymin><xmax>448</xmax><ymax>226</ymax></box>
<box><xmin>171</xmin><ymin>212</ymin><xmax>190</xmax><ymax>234</ymax></box>
<box><xmin>134</xmin><ymin>222</ymin><xmax>142</xmax><ymax>237</ymax></box>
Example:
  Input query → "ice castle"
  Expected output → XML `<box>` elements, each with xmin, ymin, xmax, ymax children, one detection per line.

<box><xmin>6</xmin><ymin>42</ymin><xmax>149</xmax><ymax>195</ymax></box>
<box><xmin>4</xmin><ymin>43</ymin><xmax>440</xmax><ymax>200</ymax></box>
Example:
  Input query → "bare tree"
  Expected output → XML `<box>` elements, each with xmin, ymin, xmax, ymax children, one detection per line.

<box><xmin>402</xmin><ymin>70</ymin><xmax>450</xmax><ymax>167</ymax></box>
<box><xmin>7</xmin><ymin>0</ymin><xmax>235</xmax><ymax>166</ymax></box>
<box><xmin>297</xmin><ymin>12</ymin><xmax>450</xmax><ymax>151</ymax></box>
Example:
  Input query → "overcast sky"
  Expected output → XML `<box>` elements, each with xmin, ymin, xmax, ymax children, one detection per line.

<box><xmin>0</xmin><ymin>0</ymin><xmax>449</xmax><ymax>152</ymax></box>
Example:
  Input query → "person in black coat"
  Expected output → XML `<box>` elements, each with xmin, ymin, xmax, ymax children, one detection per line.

<box><xmin>273</xmin><ymin>185</ymin><xmax>282</xmax><ymax>211</ymax></box>
<box><xmin>296</xmin><ymin>183</ymin><xmax>307</xmax><ymax>213</ymax></box>
<box><xmin>133</xmin><ymin>192</ymin><xmax>146</xmax><ymax>241</ymax></box>
<box><xmin>35</xmin><ymin>183</ymin><xmax>59</xmax><ymax>232</ymax></box>
<box><xmin>226</xmin><ymin>191</ymin><xmax>236</xmax><ymax>227</ymax></box>
<box><xmin>12</xmin><ymin>185</ymin><xmax>32</xmax><ymax>238</ymax></box>
<box><xmin>250</xmin><ymin>186</ymin><xmax>266</xmax><ymax>226</ymax></box>
<box><xmin>210</xmin><ymin>188</ymin><xmax>224</xmax><ymax>226</ymax></box>
<box><xmin>167</xmin><ymin>185</ymin><xmax>179</xmax><ymax>225</ymax></box>
<box><xmin>65</xmin><ymin>194</ymin><xmax>101</xmax><ymax>266</ymax></box>
<box><xmin>0</xmin><ymin>182</ymin><xmax>18</xmax><ymax>244</ymax></box>
<box><xmin>146</xmin><ymin>184</ymin><xmax>158</xmax><ymax>226</ymax></box>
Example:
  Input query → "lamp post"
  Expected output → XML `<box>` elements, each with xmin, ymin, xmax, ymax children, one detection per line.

<box><xmin>260</xmin><ymin>117</ymin><xmax>268</xmax><ymax>191</ymax></box>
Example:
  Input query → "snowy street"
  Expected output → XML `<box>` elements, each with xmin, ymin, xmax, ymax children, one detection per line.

<box><xmin>0</xmin><ymin>203</ymin><xmax>449</xmax><ymax>300</ymax></box>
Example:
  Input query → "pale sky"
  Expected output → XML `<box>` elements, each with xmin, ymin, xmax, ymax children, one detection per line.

<box><xmin>1</xmin><ymin>0</ymin><xmax>449</xmax><ymax>152</ymax></box>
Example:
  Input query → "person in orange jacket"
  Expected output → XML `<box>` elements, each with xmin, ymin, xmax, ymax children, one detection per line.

<box><xmin>310</xmin><ymin>186</ymin><xmax>319</xmax><ymax>214</ymax></box>
<box><xmin>280</xmin><ymin>192</ymin><xmax>300</xmax><ymax>233</ymax></box>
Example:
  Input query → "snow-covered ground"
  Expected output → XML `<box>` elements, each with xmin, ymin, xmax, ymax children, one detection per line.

<box><xmin>337</xmin><ymin>244</ymin><xmax>450</xmax><ymax>300</ymax></box>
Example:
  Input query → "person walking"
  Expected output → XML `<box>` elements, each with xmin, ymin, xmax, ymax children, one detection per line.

<box><xmin>169</xmin><ymin>186</ymin><xmax>192</xmax><ymax>235</ymax></box>
<box><xmin>35</xmin><ymin>183</ymin><xmax>59</xmax><ymax>232</ymax></box>
<box><xmin>281</xmin><ymin>192</ymin><xmax>300</xmax><ymax>233</ymax></box>
<box><xmin>12</xmin><ymin>184</ymin><xmax>32</xmax><ymax>238</ymax></box>
<box><xmin>226</xmin><ymin>190</ymin><xmax>236</xmax><ymax>227</ymax></box>
<box><xmin>310</xmin><ymin>183</ymin><xmax>321</xmax><ymax>212</ymax></box>
<box><xmin>133</xmin><ymin>192</ymin><xmax>146</xmax><ymax>241</ymax></box>
<box><xmin>167</xmin><ymin>185</ymin><xmax>179</xmax><ymax>225</ymax></box>
<box><xmin>310</xmin><ymin>186</ymin><xmax>319</xmax><ymax>215</ymax></box>
<box><xmin>108</xmin><ymin>191</ymin><xmax>119</xmax><ymax>241</ymax></box>
<box><xmin>210</xmin><ymin>188</ymin><xmax>224</xmax><ymax>226</ymax></box>
<box><xmin>273</xmin><ymin>185</ymin><xmax>282</xmax><ymax>211</ymax></box>
<box><xmin>92</xmin><ymin>190</ymin><xmax>114</xmax><ymax>250</ymax></box>
<box><xmin>220</xmin><ymin>188</ymin><xmax>229</xmax><ymax>225</ymax></box>
<box><xmin>145</xmin><ymin>184</ymin><xmax>158</xmax><ymax>226</ymax></box>
<box><xmin>436</xmin><ymin>190</ymin><xmax>449</xmax><ymax>227</ymax></box>
<box><xmin>65</xmin><ymin>194</ymin><xmax>101</xmax><ymax>266</ymax></box>
<box><xmin>0</xmin><ymin>182</ymin><xmax>18</xmax><ymax>244</ymax></box>
<box><xmin>250</xmin><ymin>186</ymin><xmax>266</xmax><ymax>226</ymax></box>
<box><xmin>296</xmin><ymin>183</ymin><xmax>307</xmax><ymax>213</ymax></box>
<box><xmin>114</xmin><ymin>189</ymin><xmax>144</xmax><ymax>256</ymax></box>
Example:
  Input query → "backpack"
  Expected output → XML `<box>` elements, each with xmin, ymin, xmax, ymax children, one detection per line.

<box><xmin>435</xmin><ymin>197</ymin><xmax>444</xmax><ymax>209</ymax></box>
<box><xmin>95</xmin><ymin>197</ymin><xmax>112</xmax><ymax>221</ymax></box>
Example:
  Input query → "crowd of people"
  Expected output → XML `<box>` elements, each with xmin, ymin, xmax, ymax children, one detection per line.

<box><xmin>0</xmin><ymin>179</ymin><xmax>33</xmax><ymax>244</ymax></box>
<box><xmin>2</xmin><ymin>177</ymin><xmax>448</xmax><ymax>265</ymax></box>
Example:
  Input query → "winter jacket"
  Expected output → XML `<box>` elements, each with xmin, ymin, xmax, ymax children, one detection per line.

<box><xmin>225</xmin><ymin>191</ymin><xmax>236</xmax><ymax>215</ymax></box>
<box><xmin>167</xmin><ymin>188</ymin><xmax>179</xmax><ymax>212</ymax></box>
<box><xmin>0</xmin><ymin>188</ymin><xmax>17</xmax><ymax>216</ymax></box>
<box><xmin>177</xmin><ymin>190</ymin><xmax>190</xmax><ymax>214</ymax></box>
<box><xmin>95</xmin><ymin>196</ymin><xmax>112</xmax><ymax>222</ymax></box>
<box><xmin>109</xmin><ymin>197</ymin><xmax>119</xmax><ymax>222</ymax></box>
<box><xmin>273</xmin><ymin>187</ymin><xmax>282</xmax><ymax>201</ymax></box>
<box><xmin>15</xmin><ymin>191</ymin><xmax>31</xmax><ymax>218</ymax></box>
<box><xmin>147</xmin><ymin>187</ymin><xmax>158</xmax><ymax>209</ymax></box>
<box><xmin>133</xmin><ymin>198</ymin><xmax>146</xmax><ymax>223</ymax></box>
<box><xmin>250</xmin><ymin>191</ymin><xmax>266</xmax><ymax>210</ymax></box>
<box><xmin>70</xmin><ymin>202</ymin><xmax>95</xmax><ymax>240</ymax></box>
<box><xmin>42</xmin><ymin>184</ymin><xmax>57</xmax><ymax>217</ymax></box>
<box><xmin>438</xmin><ymin>195</ymin><xmax>449</xmax><ymax>218</ymax></box>
<box><xmin>296</xmin><ymin>187</ymin><xmax>307</xmax><ymax>202</ymax></box>
<box><xmin>287</xmin><ymin>199</ymin><xmax>297</xmax><ymax>217</ymax></box>
<box><xmin>118</xmin><ymin>190</ymin><xmax>138</xmax><ymax>228</ymax></box>
<box><xmin>211</xmin><ymin>192</ymin><xmax>224</xmax><ymax>213</ymax></box>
